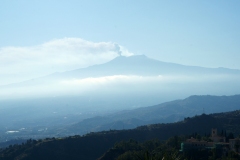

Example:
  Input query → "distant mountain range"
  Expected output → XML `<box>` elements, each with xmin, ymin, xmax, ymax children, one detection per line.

<box><xmin>66</xmin><ymin>94</ymin><xmax>240</xmax><ymax>135</ymax></box>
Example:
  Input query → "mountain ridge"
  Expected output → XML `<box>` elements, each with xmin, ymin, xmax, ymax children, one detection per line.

<box><xmin>1</xmin><ymin>55</ymin><xmax>240</xmax><ymax>87</ymax></box>
<box><xmin>66</xmin><ymin>94</ymin><xmax>240</xmax><ymax>135</ymax></box>
<box><xmin>56</xmin><ymin>55</ymin><xmax>240</xmax><ymax>78</ymax></box>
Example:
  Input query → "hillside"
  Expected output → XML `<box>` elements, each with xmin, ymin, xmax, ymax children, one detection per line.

<box><xmin>1</xmin><ymin>110</ymin><xmax>240</xmax><ymax>160</ymax></box>
<box><xmin>67</xmin><ymin>95</ymin><xmax>240</xmax><ymax>135</ymax></box>
<box><xmin>1</xmin><ymin>94</ymin><xmax>240</xmax><ymax>147</ymax></box>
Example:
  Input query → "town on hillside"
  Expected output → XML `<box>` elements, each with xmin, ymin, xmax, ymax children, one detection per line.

<box><xmin>180</xmin><ymin>128</ymin><xmax>240</xmax><ymax>156</ymax></box>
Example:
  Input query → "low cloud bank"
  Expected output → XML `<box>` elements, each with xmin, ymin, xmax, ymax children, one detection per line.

<box><xmin>1</xmin><ymin>74</ymin><xmax>240</xmax><ymax>100</ymax></box>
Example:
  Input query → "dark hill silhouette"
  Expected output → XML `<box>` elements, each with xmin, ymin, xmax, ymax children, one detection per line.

<box><xmin>1</xmin><ymin>110</ymin><xmax>240</xmax><ymax>160</ymax></box>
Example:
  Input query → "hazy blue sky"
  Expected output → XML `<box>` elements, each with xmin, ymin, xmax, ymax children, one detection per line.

<box><xmin>1</xmin><ymin>0</ymin><xmax>240</xmax><ymax>85</ymax></box>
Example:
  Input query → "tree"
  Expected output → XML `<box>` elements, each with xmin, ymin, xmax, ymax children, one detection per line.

<box><xmin>227</xmin><ymin>132</ymin><xmax>234</xmax><ymax>142</ymax></box>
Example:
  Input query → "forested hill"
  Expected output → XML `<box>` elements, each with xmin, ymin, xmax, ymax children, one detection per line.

<box><xmin>1</xmin><ymin>110</ymin><xmax>240</xmax><ymax>160</ymax></box>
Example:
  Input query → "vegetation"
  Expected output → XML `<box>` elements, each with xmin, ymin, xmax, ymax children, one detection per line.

<box><xmin>0</xmin><ymin>110</ymin><xmax>240</xmax><ymax>159</ymax></box>
<box><xmin>99</xmin><ymin>136</ymin><xmax>240</xmax><ymax>160</ymax></box>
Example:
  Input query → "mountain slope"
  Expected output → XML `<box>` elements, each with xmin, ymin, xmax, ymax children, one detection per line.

<box><xmin>67</xmin><ymin>94</ymin><xmax>240</xmax><ymax>135</ymax></box>
<box><xmin>1</xmin><ymin>110</ymin><xmax>240</xmax><ymax>160</ymax></box>
<box><xmin>2</xmin><ymin>55</ymin><xmax>240</xmax><ymax>87</ymax></box>
<box><xmin>45</xmin><ymin>55</ymin><xmax>240</xmax><ymax>79</ymax></box>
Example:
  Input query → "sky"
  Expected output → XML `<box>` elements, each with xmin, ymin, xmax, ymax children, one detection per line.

<box><xmin>1</xmin><ymin>0</ymin><xmax>240</xmax><ymax>85</ymax></box>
